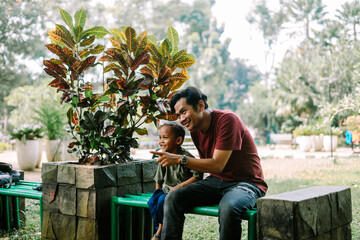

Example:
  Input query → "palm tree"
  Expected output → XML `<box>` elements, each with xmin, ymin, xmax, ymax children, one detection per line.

<box><xmin>336</xmin><ymin>0</ymin><xmax>360</xmax><ymax>41</ymax></box>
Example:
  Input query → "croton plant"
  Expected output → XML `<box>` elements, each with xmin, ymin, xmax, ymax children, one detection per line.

<box><xmin>43</xmin><ymin>8</ymin><xmax>195</xmax><ymax>164</ymax></box>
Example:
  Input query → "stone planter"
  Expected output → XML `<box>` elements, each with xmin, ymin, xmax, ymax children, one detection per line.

<box><xmin>323</xmin><ymin>135</ymin><xmax>338</xmax><ymax>152</ymax></box>
<box><xmin>16</xmin><ymin>139</ymin><xmax>40</xmax><ymax>171</ymax></box>
<box><xmin>297</xmin><ymin>136</ymin><xmax>312</xmax><ymax>152</ymax></box>
<box><xmin>41</xmin><ymin>159</ymin><xmax>157</xmax><ymax>240</ymax></box>
<box><xmin>310</xmin><ymin>135</ymin><xmax>323</xmax><ymax>151</ymax></box>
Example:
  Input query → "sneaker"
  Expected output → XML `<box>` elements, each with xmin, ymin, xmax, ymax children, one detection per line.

<box><xmin>151</xmin><ymin>234</ymin><xmax>160</xmax><ymax>240</ymax></box>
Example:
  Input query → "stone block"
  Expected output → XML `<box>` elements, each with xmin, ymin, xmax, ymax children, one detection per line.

<box><xmin>141</xmin><ymin>159</ymin><xmax>157</xmax><ymax>182</ymax></box>
<box><xmin>258</xmin><ymin>186</ymin><xmax>352</xmax><ymax>240</ymax></box>
<box><xmin>117</xmin><ymin>162</ymin><xmax>141</xmax><ymax>186</ymax></box>
<box><xmin>42</xmin><ymin>183</ymin><xmax>60</xmax><ymax>213</ymax></box>
<box><xmin>76</xmin><ymin>165</ymin><xmax>117</xmax><ymax>189</ymax></box>
<box><xmin>57</xmin><ymin>163</ymin><xmax>76</xmax><ymax>184</ymax></box>
<box><xmin>142</xmin><ymin>181</ymin><xmax>155</xmax><ymax>193</ymax></box>
<box><xmin>118</xmin><ymin>183</ymin><xmax>142</xmax><ymax>197</ymax></box>
<box><xmin>77</xmin><ymin>217</ymin><xmax>97</xmax><ymax>240</ymax></box>
<box><xmin>58</xmin><ymin>184</ymin><xmax>76</xmax><ymax>215</ymax></box>
<box><xmin>42</xmin><ymin>162</ymin><xmax>59</xmax><ymax>184</ymax></box>
<box><xmin>77</xmin><ymin>187</ymin><xmax>117</xmax><ymax>219</ymax></box>
<box><xmin>42</xmin><ymin>211</ymin><xmax>76</xmax><ymax>240</ymax></box>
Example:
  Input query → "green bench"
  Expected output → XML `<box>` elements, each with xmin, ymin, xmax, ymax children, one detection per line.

<box><xmin>111</xmin><ymin>193</ymin><xmax>257</xmax><ymax>240</ymax></box>
<box><xmin>0</xmin><ymin>180</ymin><xmax>42</xmax><ymax>231</ymax></box>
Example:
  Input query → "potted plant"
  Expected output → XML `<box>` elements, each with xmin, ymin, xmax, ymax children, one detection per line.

<box><xmin>9</xmin><ymin>126</ymin><xmax>43</xmax><ymax>171</ymax></box>
<box><xmin>322</xmin><ymin>127</ymin><xmax>342</xmax><ymax>152</ymax></box>
<box><xmin>41</xmin><ymin>8</ymin><xmax>195</xmax><ymax>239</ymax></box>
<box><xmin>32</xmin><ymin>101</ymin><xmax>67</xmax><ymax>162</ymax></box>
<box><xmin>309</xmin><ymin>125</ymin><xmax>323</xmax><ymax>152</ymax></box>
<box><xmin>293</xmin><ymin>125</ymin><xmax>312</xmax><ymax>152</ymax></box>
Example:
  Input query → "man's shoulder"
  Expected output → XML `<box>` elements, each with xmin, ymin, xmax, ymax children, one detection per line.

<box><xmin>213</xmin><ymin>109</ymin><xmax>241</xmax><ymax>123</ymax></box>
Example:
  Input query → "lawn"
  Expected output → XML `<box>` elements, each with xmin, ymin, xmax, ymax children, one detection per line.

<box><xmin>0</xmin><ymin>156</ymin><xmax>359</xmax><ymax>239</ymax></box>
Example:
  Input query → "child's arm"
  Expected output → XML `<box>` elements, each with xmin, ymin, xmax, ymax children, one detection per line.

<box><xmin>156</xmin><ymin>182</ymin><xmax>162</xmax><ymax>189</ymax></box>
<box><xmin>170</xmin><ymin>176</ymin><xmax>199</xmax><ymax>191</ymax></box>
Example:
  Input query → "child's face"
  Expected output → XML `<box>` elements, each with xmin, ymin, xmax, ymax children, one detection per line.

<box><xmin>158</xmin><ymin>125</ymin><xmax>182</xmax><ymax>154</ymax></box>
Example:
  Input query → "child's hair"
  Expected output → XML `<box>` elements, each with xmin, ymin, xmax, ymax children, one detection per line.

<box><xmin>159</xmin><ymin>121</ymin><xmax>186</xmax><ymax>144</ymax></box>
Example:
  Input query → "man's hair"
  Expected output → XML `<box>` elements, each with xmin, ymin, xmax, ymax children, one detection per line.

<box><xmin>170</xmin><ymin>86</ymin><xmax>208</xmax><ymax>113</ymax></box>
<box><xmin>159</xmin><ymin>121</ymin><xmax>186</xmax><ymax>144</ymax></box>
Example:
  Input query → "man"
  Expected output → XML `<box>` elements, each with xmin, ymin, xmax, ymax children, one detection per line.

<box><xmin>151</xmin><ymin>86</ymin><xmax>267</xmax><ymax>240</ymax></box>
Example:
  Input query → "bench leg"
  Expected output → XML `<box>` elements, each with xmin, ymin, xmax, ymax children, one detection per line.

<box><xmin>125</xmin><ymin>207</ymin><xmax>133</xmax><ymax>240</ymax></box>
<box><xmin>4</xmin><ymin>196</ymin><xmax>10</xmax><ymax>231</ymax></box>
<box><xmin>40</xmin><ymin>197</ymin><xmax>43</xmax><ymax>231</ymax></box>
<box><xmin>13</xmin><ymin>197</ymin><xmax>20</xmax><ymax>229</ymax></box>
<box><xmin>111</xmin><ymin>199</ymin><xmax>119</xmax><ymax>240</ymax></box>
<box><xmin>136</xmin><ymin>208</ymin><xmax>145</xmax><ymax>240</ymax></box>
<box><xmin>247</xmin><ymin>211</ymin><xmax>257</xmax><ymax>240</ymax></box>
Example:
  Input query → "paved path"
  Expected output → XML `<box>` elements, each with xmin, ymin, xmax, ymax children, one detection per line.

<box><xmin>0</xmin><ymin>146</ymin><xmax>355</xmax><ymax>182</ymax></box>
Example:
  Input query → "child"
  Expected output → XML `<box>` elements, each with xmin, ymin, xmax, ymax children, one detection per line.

<box><xmin>147</xmin><ymin>122</ymin><xmax>203</xmax><ymax>240</ymax></box>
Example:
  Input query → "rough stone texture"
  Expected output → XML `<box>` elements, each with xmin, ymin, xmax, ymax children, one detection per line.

<box><xmin>75</xmin><ymin>165</ymin><xmax>117</xmax><ymax>189</ymax></box>
<box><xmin>117</xmin><ymin>162</ymin><xmax>141</xmax><ymax>186</ymax></box>
<box><xmin>58</xmin><ymin>184</ymin><xmax>76</xmax><ymax>215</ymax></box>
<box><xmin>41</xmin><ymin>160</ymin><xmax>158</xmax><ymax>239</ymax></box>
<box><xmin>42</xmin><ymin>183</ymin><xmax>59</xmax><ymax>212</ymax></box>
<box><xmin>258</xmin><ymin>186</ymin><xmax>352</xmax><ymax>240</ymax></box>
<box><xmin>118</xmin><ymin>183</ymin><xmax>142</xmax><ymax>197</ymax></box>
<box><xmin>57</xmin><ymin>163</ymin><xmax>76</xmax><ymax>184</ymax></box>
<box><xmin>141</xmin><ymin>159</ymin><xmax>157</xmax><ymax>182</ymax></box>
<box><xmin>41</xmin><ymin>162</ymin><xmax>58</xmax><ymax>184</ymax></box>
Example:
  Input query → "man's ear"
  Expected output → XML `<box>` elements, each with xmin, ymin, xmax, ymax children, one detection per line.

<box><xmin>176</xmin><ymin>136</ymin><xmax>183</xmax><ymax>145</ymax></box>
<box><xmin>198</xmin><ymin>100</ymin><xmax>205</xmax><ymax>111</ymax></box>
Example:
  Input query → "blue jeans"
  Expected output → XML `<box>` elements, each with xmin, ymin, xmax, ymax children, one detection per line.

<box><xmin>147</xmin><ymin>188</ymin><xmax>167</xmax><ymax>231</ymax></box>
<box><xmin>161</xmin><ymin>175</ymin><xmax>265</xmax><ymax>240</ymax></box>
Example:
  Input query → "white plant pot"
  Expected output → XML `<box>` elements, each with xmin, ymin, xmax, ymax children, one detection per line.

<box><xmin>310</xmin><ymin>135</ymin><xmax>323</xmax><ymax>151</ymax></box>
<box><xmin>36</xmin><ymin>140</ymin><xmax>43</xmax><ymax>168</ymax></box>
<box><xmin>45</xmin><ymin>139</ymin><xmax>63</xmax><ymax>162</ymax></box>
<box><xmin>297</xmin><ymin>136</ymin><xmax>312</xmax><ymax>152</ymax></box>
<box><xmin>16</xmin><ymin>139</ymin><xmax>40</xmax><ymax>171</ymax></box>
<box><xmin>323</xmin><ymin>135</ymin><xmax>338</xmax><ymax>152</ymax></box>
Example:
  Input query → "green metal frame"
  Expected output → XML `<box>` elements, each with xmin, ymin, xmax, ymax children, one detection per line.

<box><xmin>0</xmin><ymin>181</ymin><xmax>42</xmax><ymax>231</ymax></box>
<box><xmin>111</xmin><ymin>194</ymin><xmax>257</xmax><ymax>240</ymax></box>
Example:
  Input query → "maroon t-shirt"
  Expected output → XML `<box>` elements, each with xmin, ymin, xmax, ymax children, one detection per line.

<box><xmin>191</xmin><ymin>109</ymin><xmax>268</xmax><ymax>193</ymax></box>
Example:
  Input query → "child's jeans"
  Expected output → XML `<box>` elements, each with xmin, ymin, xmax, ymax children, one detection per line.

<box><xmin>147</xmin><ymin>188</ymin><xmax>167</xmax><ymax>230</ymax></box>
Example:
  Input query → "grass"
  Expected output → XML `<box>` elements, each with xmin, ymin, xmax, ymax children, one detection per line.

<box><xmin>0</xmin><ymin>156</ymin><xmax>359</xmax><ymax>239</ymax></box>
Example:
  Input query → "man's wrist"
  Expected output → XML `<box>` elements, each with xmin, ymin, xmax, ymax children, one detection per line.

<box><xmin>180</xmin><ymin>155</ymin><xmax>188</xmax><ymax>165</ymax></box>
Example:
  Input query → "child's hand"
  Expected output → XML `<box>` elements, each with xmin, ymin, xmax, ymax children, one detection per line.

<box><xmin>150</xmin><ymin>151</ymin><xmax>181</xmax><ymax>167</ymax></box>
<box><xmin>170</xmin><ymin>184</ymin><xmax>183</xmax><ymax>191</ymax></box>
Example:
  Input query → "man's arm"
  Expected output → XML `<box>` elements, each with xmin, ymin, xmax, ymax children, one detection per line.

<box><xmin>150</xmin><ymin>149</ymin><xmax>233</xmax><ymax>174</ymax></box>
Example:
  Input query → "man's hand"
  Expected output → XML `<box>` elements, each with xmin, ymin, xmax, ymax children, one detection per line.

<box><xmin>150</xmin><ymin>151</ymin><xmax>181</xmax><ymax>167</ymax></box>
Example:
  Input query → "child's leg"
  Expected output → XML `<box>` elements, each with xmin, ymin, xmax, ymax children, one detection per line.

<box><xmin>154</xmin><ymin>193</ymin><xmax>167</xmax><ymax>236</ymax></box>
<box><xmin>147</xmin><ymin>189</ymin><xmax>165</xmax><ymax>230</ymax></box>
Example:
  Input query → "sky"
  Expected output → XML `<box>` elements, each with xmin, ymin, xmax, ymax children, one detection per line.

<box><xmin>212</xmin><ymin>0</ymin><xmax>349</xmax><ymax>73</ymax></box>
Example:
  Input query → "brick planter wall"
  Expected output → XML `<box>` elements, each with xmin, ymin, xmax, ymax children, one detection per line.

<box><xmin>41</xmin><ymin>160</ymin><xmax>157</xmax><ymax>240</ymax></box>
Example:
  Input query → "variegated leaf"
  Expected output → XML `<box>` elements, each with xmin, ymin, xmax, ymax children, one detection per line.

<box><xmin>98</xmin><ymin>55</ymin><xmax>116</xmax><ymax>62</ymax></box>
<box><xmin>43</xmin><ymin>60</ymin><xmax>67</xmax><ymax>78</ymax></box>
<box><xmin>139</xmin><ymin>66</ymin><xmax>154</xmax><ymax>78</ymax></box>
<box><xmin>155</xmin><ymin>114</ymin><xmax>178</xmax><ymax>121</ymax></box>
<box><xmin>147</xmin><ymin>35</ymin><xmax>158</xmax><ymax>45</ymax></box>
<box><xmin>78</xmin><ymin>56</ymin><xmax>96</xmax><ymax>73</ymax></box>
<box><xmin>125</xmin><ymin>27</ymin><xmax>136</xmax><ymax>52</ymax></box>
<box><xmin>167</xmin><ymin>25</ymin><xmax>179</xmax><ymax>56</ymax></box>
<box><xmin>109</xmin><ymin>37</ymin><xmax>122</xmax><ymax>49</ymax></box>
<box><xmin>138</xmin><ymin>78</ymin><xmax>153</xmax><ymax>89</ymax></box>
<box><xmin>48</xmin><ymin>78</ymin><xmax>70</xmax><ymax>89</ymax></box>
<box><xmin>90</xmin><ymin>44</ymin><xmax>105</xmax><ymax>54</ymax></box>
<box><xmin>103</xmin><ymin>125</ymin><xmax>117</xmax><ymax>137</ymax></box>
<box><xmin>59</xmin><ymin>8</ymin><xmax>73</xmax><ymax>31</ymax></box>
<box><xmin>158</xmin><ymin>66</ymin><xmax>171</xmax><ymax>80</ymax></box>
<box><xmin>104</xmin><ymin>63</ymin><xmax>121</xmax><ymax>73</ymax></box>
<box><xmin>159</xmin><ymin>39</ymin><xmax>170</xmax><ymax>57</ymax></box>
<box><xmin>134</xmin><ymin>31</ymin><xmax>147</xmax><ymax>56</ymax></box>
<box><xmin>80</xmin><ymin>35</ymin><xmax>95</xmax><ymax>47</ymax></box>
<box><xmin>55</xmin><ymin>24</ymin><xmax>75</xmax><ymax>48</ymax></box>
<box><xmin>135</xmin><ymin>127</ymin><xmax>148</xmax><ymax>135</ymax></box>
<box><xmin>74</xmin><ymin>26</ymin><xmax>83</xmax><ymax>42</ymax></box>
<box><xmin>78</xmin><ymin>50</ymin><xmax>90</xmax><ymax>59</ymax></box>
<box><xmin>147</xmin><ymin>43</ymin><xmax>161</xmax><ymax>61</ymax></box>
<box><xmin>173</xmin><ymin>57</ymin><xmax>195</xmax><ymax>69</ymax></box>
<box><xmin>74</xmin><ymin>8</ymin><xmax>86</xmax><ymax>29</ymax></box>
<box><xmin>172</xmin><ymin>50</ymin><xmax>186</xmax><ymax>64</ymax></box>
<box><xmin>82</xmin><ymin>26</ymin><xmax>109</xmax><ymax>39</ymax></box>
<box><xmin>130</xmin><ymin>52</ymin><xmax>150</xmax><ymax>71</ymax></box>
<box><xmin>110</xmin><ymin>28</ymin><xmax>122</xmax><ymax>38</ymax></box>
<box><xmin>44</xmin><ymin>67</ymin><xmax>64</xmax><ymax>81</ymax></box>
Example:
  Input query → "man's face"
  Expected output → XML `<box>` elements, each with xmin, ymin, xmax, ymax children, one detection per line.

<box><xmin>174</xmin><ymin>98</ymin><xmax>202</xmax><ymax>131</ymax></box>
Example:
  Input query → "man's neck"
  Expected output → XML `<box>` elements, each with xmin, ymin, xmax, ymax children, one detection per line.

<box><xmin>199</xmin><ymin>109</ymin><xmax>212</xmax><ymax>133</ymax></box>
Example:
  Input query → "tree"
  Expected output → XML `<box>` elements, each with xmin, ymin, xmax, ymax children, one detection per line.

<box><xmin>336</xmin><ymin>0</ymin><xmax>360</xmax><ymax>41</ymax></box>
<box><xmin>0</xmin><ymin>0</ymin><xmax>47</xmax><ymax>134</ymax></box>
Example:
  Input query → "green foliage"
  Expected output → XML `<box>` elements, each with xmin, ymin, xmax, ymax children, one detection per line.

<box><xmin>9</xmin><ymin>126</ymin><xmax>43</xmax><ymax>144</ymax></box>
<box><xmin>32</xmin><ymin>103</ymin><xmax>66</xmax><ymax>140</ymax></box>
<box><xmin>292</xmin><ymin>125</ymin><xmax>313</xmax><ymax>136</ymax></box>
<box><xmin>43</xmin><ymin>8</ymin><xmax>195</xmax><ymax>165</ymax></box>
<box><xmin>0</xmin><ymin>142</ymin><xmax>11</xmax><ymax>152</ymax></box>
